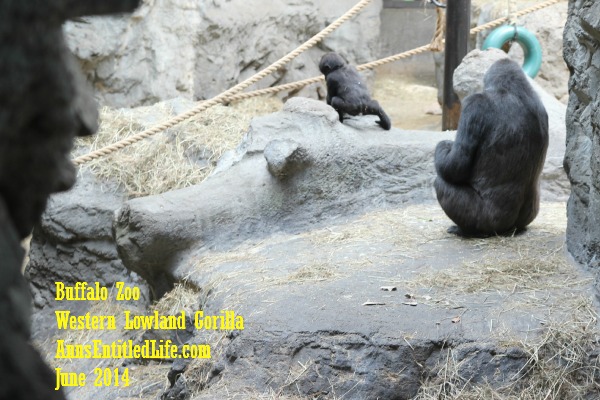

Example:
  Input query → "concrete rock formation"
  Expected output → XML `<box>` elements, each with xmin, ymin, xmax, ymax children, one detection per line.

<box><xmin>65</xmin><ymin>0</ymin><xmax>383</xmax><ymax>108</ymax></box>
<box><xmin>264</xmin><ymin>139</ymin><xmax>311</xmax><ymax>178</ymax></box>
<box><xmin>112</xmin><ymin>93</ymin><xmax>569</xmax><ymax>297</ymax></box>
<box><xmin>26</xmin><ymin>172</ymin><xmax>150</xmax><ymax>333</ymax></box>
<box><xmin>114</xmin><ymin>97</ymin><xmax>447</xmax><ymax>296</ymax></box>
<box><xmin>563</xmin><ymin>0</ymin><xmax>600</xmax><ymax>271</ymax></box>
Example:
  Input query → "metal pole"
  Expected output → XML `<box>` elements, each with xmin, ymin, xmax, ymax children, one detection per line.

<box><xmin>442</xmin><ymin>0</ymin><xmax>471</xmax><ymax>130</ymax></box>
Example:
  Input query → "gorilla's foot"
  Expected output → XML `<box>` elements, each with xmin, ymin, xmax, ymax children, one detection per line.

<box><xmin>377</xmin><ymin>118</ymin><xmax>391</xmax><ymax>130</ymax></box>
<box><xmin>447</xmin><ymin>224</ymin><xmax>529</xmax><ymax>238</ymax></box>
<box><xmin>446</xmin><ymin>225</ymin><xmax>462</xmax><ymax>235</ymax></box>
<box><xmin>446</xmin><ymin>225</ymin><xmax>493</xmax><ymax>239</ymax></box>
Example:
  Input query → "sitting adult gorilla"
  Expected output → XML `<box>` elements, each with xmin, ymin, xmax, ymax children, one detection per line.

<box><xmin>434</xmin><ymin>58</ymin><xmax>549</xmax><ymax>237</ymax></box>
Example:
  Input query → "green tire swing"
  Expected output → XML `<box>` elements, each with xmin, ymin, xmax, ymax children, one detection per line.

<box><xmin>482</xmin><ymin>25</ymin><xmax>543</xmax><ymax>78</ymax></box>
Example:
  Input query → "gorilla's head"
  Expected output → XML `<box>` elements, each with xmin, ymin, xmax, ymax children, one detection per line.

<box><xmin>483</xmin><ymin>58</ymin><xmax>528</xmax><ymax>92</ymax></box>
<box><xmin>319</xmin><ymin>52</ymin><xmax>347</xmax><ymax>76</ymax></box>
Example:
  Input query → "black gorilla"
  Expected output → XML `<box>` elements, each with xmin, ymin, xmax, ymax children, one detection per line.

<box><xmin>319</xmin><ymin>52</ymin><xmax>391</xmax><ymax>130</ymax></box>
<box><xmin>434</xmin><ymin>58</ymin><xmax>549</xmax><ymax>237</ymax></box>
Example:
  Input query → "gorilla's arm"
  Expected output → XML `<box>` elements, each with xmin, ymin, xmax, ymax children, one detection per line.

<box><xmin>325</xmin><ymin>70</ymin><xmax>345</xmax><ymax>106</ymax></box>
<box><xmin>435</xmin><ymin>94</ymin><xmax>491</xmax><ymax>184</ymax></box>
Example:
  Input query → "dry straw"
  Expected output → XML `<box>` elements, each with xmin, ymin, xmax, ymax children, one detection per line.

<box><xmin>415</xmin><ymin>297</ymin><xmax>600</xmax><ymax>400</ymax></box>
<box><xmin>75</xmin><ymin>97</ymin><xmax>282</xmax><ymax>197</ymax></box>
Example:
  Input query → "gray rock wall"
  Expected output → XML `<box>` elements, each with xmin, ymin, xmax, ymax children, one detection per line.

<box><xmin>378</xmin><ymin>6</ymin><xmax>437</xmax><ymax>77</ymax></box>
<box><xmin>24</xmin><ymin>172</ymin><xmax>153</xmax><ymax>370</ymax></box>
<box><xmin>563</xmin><ymin>0</ymin><xmax>600</xmax><ymax>269</ymax></box>
<box><xmin>25</xmin><ymin>173</ymin><xmax>150</xmax><ymax>315</ymax></box>
<box><xmin>65</xmin><ymin>0</ymin><xmax>383</xmax><ymax>107</ymax></box>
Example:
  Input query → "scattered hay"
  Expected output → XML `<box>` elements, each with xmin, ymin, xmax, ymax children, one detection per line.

<box><xmin>152</xmin><ymin>282</ymin><xmax>201</xmax><ymax>316</ymax></box>
<box><xmin>185</xmin><ymin>250</ymin><xmax>271</xmax><ymax>300</ymax></box>
<box><xmin>193</xmin><ymin>358</ymin><xmax>355</xmax><ymax>400</ymax></box>
<box><xmin>397</xmin><ymin>203</ymin><xmax>578</xmax><ymax>295</ymax></box>
<box><xmin>195</xmin><ymin>385</ymin><xmax>311</xmax><ymax>400</ymax></box>
<box><xmin>284</xmin><ymin>262</ymin><xmax>339</xmax><ymax>283</ymax></box>
<box><xmin>415</xmin><ymin>297</ymin><xmax>600</xmax><ymax>400</ymax></box>
<box><xmin>160</xmin><ymin>203</ymin><xmax>587</xmax><ymax>399</ymax></box>
<box><xmin>179</xmin><ymin>204</ymin><xmax>572</xmax><ymax>299</ymax></box>
<box><xmin>403</xmin><ymin>240</ymin><xmax>578</xmax><ymax>294</ymax></box>
<box><xmin>121</xmin><ymin>361</ymin><xmax>171</xmax><ymax>399</ymax></box>
<box><xmin>192</xmin><ymin>249</ymin><xmax>269</xmax><ymax>274</ymax></box>
<box><xmin>76</xmin><ymin>97</ymin><xmax>282</xmax><ymax>197</ymax></box>
<box><xmin>516</xmin><ymin>303</ymin><xmax>600</xmax><ymax>399</ymax></box>
<box><xmin>37</xmin><ymin>297</ymin><xmax>144</xmax><ymax>376</ymax></box>
<box><xmin>306</xmin><ymin>205</ymin><xmax>447</xmax><ymax>256</ymax></box>
<box><xmin>182</xmin><ymin>332</ymin><xmax>228</xmax><ymax>395</ymax></box>
<box><xmin>179</xmin><ymin>250</ymin><xmax>270</xmax><ymax>311</ymax></box>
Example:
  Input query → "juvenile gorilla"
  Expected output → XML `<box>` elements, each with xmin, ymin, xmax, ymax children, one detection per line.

<box><xmin>319</xmin><ymin>52</ymin><xmax>391</xmax><ymax>130</ymax></box>
<box><xmin>434</xmin><ymin>58</ymin><xmax>549</xmax><ymax>236</ymax></box>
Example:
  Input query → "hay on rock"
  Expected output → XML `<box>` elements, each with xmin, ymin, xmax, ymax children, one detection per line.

<box><xmin>75</xmin><ymin>97</ymin><xmax>282</xmax><ymax>198</ymax></box>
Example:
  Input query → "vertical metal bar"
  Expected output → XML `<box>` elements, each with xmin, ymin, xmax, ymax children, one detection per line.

<box><xmin>442</xmin><ymin>0</ymin><xmax>471</xmax><ymax>130</ymax></box>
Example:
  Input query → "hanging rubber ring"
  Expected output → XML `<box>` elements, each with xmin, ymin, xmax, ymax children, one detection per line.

<box><xmin>482</xmin><ymin>25</ymin><xmax>542</xmax><ymax>78</ymax></box>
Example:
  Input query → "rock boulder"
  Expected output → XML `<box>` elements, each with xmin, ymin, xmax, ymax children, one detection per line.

<box><xmin>115</xmin><ymin>97</ymin><xmax>447</xmax><ymax>296</ymax></box>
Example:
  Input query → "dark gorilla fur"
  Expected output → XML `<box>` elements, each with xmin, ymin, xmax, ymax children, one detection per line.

<box><xmin>319</xmin><ymin>52</ymin><xmax>391</xmax><ymax>130</ymax></box>
<box><xmin>434</xmin><ymin>58</ymin><xmax>549</xmax><ymax>237</ymax></box>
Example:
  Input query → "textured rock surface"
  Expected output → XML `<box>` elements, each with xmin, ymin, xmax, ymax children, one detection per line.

<box><xmin>65</xmin><ymin>0</ymin><xmax>383</xmax><ymax>108</ymax></box>
<box><xmin>263</xmin><ymin>138</ymin><xmax>310</xmax><ymax>178</ymax></box>
<box><xmin>166</xmin><ymin>202</ymin><xmax>593</xmax><ymax>399</ymax></box>
<box><xmin>26</xmin><ymin>172</ymin><xmax>150</xmax><ymax>320</ymax></box>
<box><xmin>563</xmin><ymin>0</ymin><xmax>600</xmax><ymax>270</ymax></box>
<box><xmin>115</xmin><ymin>97</ymin><xmax>447</xmax><ymax>296</ymax></box>
<box><xmin>26</xmin><ymin>92</ymin><xmax>589</xmax><ymax>399</ymax></box>
<box><xmin>33</xmin><ymin>198</ymin><xmax>594</xmax><ymax>399</ymax></box>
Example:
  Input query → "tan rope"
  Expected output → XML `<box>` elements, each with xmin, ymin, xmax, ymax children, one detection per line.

<box><xmin>430</xmin><ymin>6</ymin><xmax>446</xmax><ymax>52</ymax></box>
<box><xmin>470</xmin><ymin>0</ymin><xmax>562</xmax><ymax>35</ymax></box>
<box><xmin>225</xmin><ymin>76</ymin><xmax>325</xmax><ymax>103</ymax></box>
<box><xmin>221</xmin><ymin>43</ymin><xmax>436</xmax><ymax>103</ymax></box>
<box><xmin>73</xmin><ymin>0</ymin><xmax>373</xmax><ymax>165</ymax></box>
<box><xmin>74</xmin><ymin>0</ymin><xmax>563</xmax><ymax>166</ymax></box>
